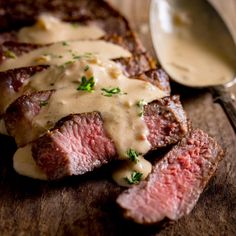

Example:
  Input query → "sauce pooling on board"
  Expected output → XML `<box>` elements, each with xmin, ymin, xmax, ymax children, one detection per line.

<box><xmin>1</xmin><ymin>14</ymin><xmax>167</xmax><ymax>185</ymax></box>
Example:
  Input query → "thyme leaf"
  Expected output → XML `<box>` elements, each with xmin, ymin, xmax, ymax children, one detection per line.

<box><xmin>71</xmin><ymin>22</ymin><xmax>79</xmax><ymax>28</ymax></box>
<box><xmin>62</xmin><ymin>41</ymin><xmax>69</xmax><ymax>46</ymax></box>
<box><xmin>126</xmin><ymin>149</ymin><xmax>139</xmax><ymax>163</ymax></box>
<box><xmin>101</xmin><ymin>87</ymin><xmax>122</xmax><ymax>97</ymax></box>
<box><xmin>59</xmin><ymin>60</ymin><xmax>74</xmax><ymax>68</ymax></box>
<box><xmin>77</xmin><ymin>76</ymin><xmax>95</xmax><ymax>92</ymax></box>
<box><xmin>84</xmin><ymin>65</ymin><xmax>89</xmax><ymax>71</ymax></box>
<box><xmin>124</xmin><ymin>171</ymin><xmax>143</xmax><ymax>185</ymax></box>
<box><xmin>73</xmin><ymin>55</ymin><xmax>81</xmax><ymax>60</ymax></box>
<box><xmin>4</xmin><ymin>50</ymin><xmax>17</xmax><ymax>59</ymax></box>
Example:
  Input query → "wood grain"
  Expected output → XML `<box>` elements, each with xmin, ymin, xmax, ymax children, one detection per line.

<box><xmin>0</xmin><ymin>0</ymin><xmax>236</xmax><ymax>235</ymax></box>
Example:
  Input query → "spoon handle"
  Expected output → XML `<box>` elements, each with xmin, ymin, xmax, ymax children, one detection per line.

<box><xmin>211</xmin><ymin>86</ymin><xmax>236</xmax><ymax>132</ymax></box>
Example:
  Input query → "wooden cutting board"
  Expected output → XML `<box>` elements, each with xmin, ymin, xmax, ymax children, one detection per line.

<box><xmin>0</xmin><ymin>0</ymin><xmax>236</xmax><ymax>235</ymax></box>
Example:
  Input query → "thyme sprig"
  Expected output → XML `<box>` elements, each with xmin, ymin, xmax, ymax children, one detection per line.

<box><xmin>124</xmin><ymin>171</ymin><xmax>143</xmax><ymax>185</ymax></box>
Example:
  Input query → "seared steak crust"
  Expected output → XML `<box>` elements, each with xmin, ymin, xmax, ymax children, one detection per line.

<box><xmin>0</xmin><ymin>65</ymin><xmax>49</xmax><ymax>116</ymax></box>
<box><xmin>117</xmin><ymin>129</ymin><xmax>224</xmax><ymax>224</ymax></box>
<box><xmin>0</xmin><ymin>0</ymin><xmax>127</xmax><ymax>33</ymax></box>
<box><xmin>29</xmin><ymin>95</ymin><xmax>188</xmax><ymax>180</ymax></box>
<box><xmin>4</xmin><ymin>67</ymin><xmax>171</xmax><ymax>146</ymax></box>
<box><xmin>5</xmin><ymin>93</ymin><xmax>186</xmax><ymax>148</ymax></box>
<box><xmin>4</xmin><ymin>90</ymin><xmax>53</xmax><ymax>146</ymax></box>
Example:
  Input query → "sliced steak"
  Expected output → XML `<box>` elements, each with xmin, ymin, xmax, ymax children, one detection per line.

<box><xmin>5</xmin><ymin>93</ymin><xmax>186</xmax><ymax>148</ymax></box>
<box><xmin>0</xmin><ymin>65</ymin><xmax>48</xmax><ymax>116</ymax></box>
<box><xmin>28</xmin><ymin>95</ymin><xmax>188</xmax><ymax>180</ymax></box>
<box><xmin>117</xmin><ymin>129</ymin><xmax>224</xmax><ymax>224</ymax></box>
<box><xmin>32</xmin><ymin>112</ymin><xmax>117</xmax><ymax>180</ymax></box>
<box><xmin>0</xmin><ymin>67</ymin><xmax>169</xmax><ymax>117</ymax></box>
<box><xmin>0</xmin><ymin>39</ymin><xmax>152</xmax><ymax>73</ymax></box>
<box><xmin>0</xmin><ymin>0</ymin><xmax>128</xmax><ymax>33</ymax></box>
<box><xmin>114</xmin><ymin>53</ymin><xmax>155</xmax><ymax>77</ymax></box>
<box><xmin>134</xmin><ymin>68</ymin><xmax>170</xmax><ymax>94</ymax></box>
<box><xmin>0</xmin><ymin>41</ymin><xmax>41</xmax><ymax>64</ymax></box>
<box><xmin>4</xmin><ymin>91</ymin><xmax>53</xmax><ymax>146</ymax></box>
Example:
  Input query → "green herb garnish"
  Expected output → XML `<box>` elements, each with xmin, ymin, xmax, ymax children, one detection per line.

<box><xmin>39</xmin><ymin>101</ymin><xmax>48</xmax><ymax>107</ymax></box>
<box><xmin>84</xmin><ymin>65</ymin><xmax>89</xmax><ymax>71</ymax></box>
<box><xmin>4</xmin><ymin>50</ymin><xmax>17</xmax><ymax>59</ymax></box>
<box><xmin>84</xmin><ymin>52</ymin><xmax>93</xmax><ymax>56</ymax></box>
<box><xmin>59</xmin><ymin>60</ymin><xmax>74</xmax><ymax>68</ymax></box>
<box><xmin>62</xmin><ymin>41</ymin><xmax>69</xmax><ymax>46</ymax></box>
<box><xmin>73</xmin><ymin>55</ymin><xmax>81</xmax><ymax>60</ymax></box>
<box><xmin>126</xmin><ymin>149</ymin><xmax>139</xmax><ymax>163</ymax></box>
<box><xmin>137</xmin><ymin>99</ymin><xmax>147</xmax><ymax>117</ymax></box>
<box><xmin>124</xmin><ymin>171</ymin><xmax>143</xmax><ymax>185</ymax></box>
<box><xmin>101</xmin><ymin>87</ymin><xmax>122</xmax><ymax>97</ymax></box>
<box><xmin>77</xmin><ymin>76</ymin><xmax>95</xmax><ymax>92</ymax></box>
<box><xmin>71</xmin><ymin>22</ymin><xmax>79</xmax><ymax>28</ymax></box>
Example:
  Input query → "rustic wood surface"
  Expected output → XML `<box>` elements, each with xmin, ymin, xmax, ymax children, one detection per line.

<box><xmin>0</xmin><ymin>0</ymin><xmax>236</xmax><ymax>235</ymax></box>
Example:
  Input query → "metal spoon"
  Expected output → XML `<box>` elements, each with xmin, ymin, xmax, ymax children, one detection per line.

<box><xmin>150</xmin><ymin>0</ymin><xmax>236</xmax><ymax>131</ymax></box>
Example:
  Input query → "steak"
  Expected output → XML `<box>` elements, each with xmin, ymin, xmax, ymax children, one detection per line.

<box><xmin>117</xmin><ymin>129</ymin><xmax>224</xmax><ymax>224</ymax></box>
<box><xmin>4</xmin><ymin>67</ymin><xmax>171</xmax><ymax>146</ymax></box>
<box><xmin>31</xmin><ymin>96</ymin><xmax>188</xmax><ymax>180</ymax></box>
<box><xmin>0</xmin><ymin>0</ymin><xmax>133</xmax><ymax>38</ymax></box>
<box><xmin>0</xmin><ymin>58</ymin><xmax>167</xmax><ymax>116</ymax></box>
<box><xmin>0</xmin><ymin>65</ymin><xmax>49</xmax><ymax>116</ymax></box>
<box><xmin>0</xmin><ymin>40</ymin><xmax>154</xmax><ymax>75</ymax></box>
<box><xmin>5</xmin><ymin>91</ymin><xmax>53</xmax><ymax>146</ymax></box>
<box><xmin>32</xmin><ymin>112</ymin><xmax>117</xmax><ymax>180</ymax></box>
<box><xmin>5</xmin><ymin>93</ymin><xmax>187</xmax><ymax>148</ymax></box>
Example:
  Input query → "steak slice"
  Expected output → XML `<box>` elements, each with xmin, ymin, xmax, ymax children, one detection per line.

<box><xmin>5</xmin><ymin>93</ymin><xmax>186</xmax><ymax>147</ymax></box>
<box><xmin>0</xmin><ymin>62</ymin><xmax>166</xmax><ymax>116</ymax></box>
<box><xmin>117</xmin><ymin>129</ymin><xmax>224</xmax><ymax>224</ymax></box>
<box><xmin>29</xmin><ymin>95</ymin><xmax>188</xmax><ymax>180</ymax></box>
<box><xmin>0</xmin><ymin>67</ymin><xmax>169</xmax><ymax>117</ymax></box>
<box><xmin>32</xmin><ymin>112</ymin><xmax>117</xmax><ymax>180</ymax></box>
<box><xmin>0</xmin><ymin>65</ymin><xmax>49</xmax><ymax>116</ymax></box>
<box><xmin>0</xmin><ymin>40</ymin><xmax>154</xmax><ymax>75</ymax></box>
<box><xmin>0</xmin><ymin>0</ymin><xmax>130</xmax><ymax>35</ymax></box>
<box><xmin>5</xmin><ymin>91</ymin><xmax>53</xmax><ymax>146</ymax></box>
<box><xmin>4</xmin><ymin>68</ymin><xmax>171</xmax><ymax>145</ymax></box>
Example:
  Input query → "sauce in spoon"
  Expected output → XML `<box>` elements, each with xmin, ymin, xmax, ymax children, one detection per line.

<box><xmin>150</xmin><ymin>0</ymin><xmax>236</xmax><ymax>87</ymax></box>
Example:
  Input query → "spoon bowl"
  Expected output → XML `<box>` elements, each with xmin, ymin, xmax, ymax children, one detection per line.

<box><xmin>150</xmin><ymin>0</ymin><xmax>236</xmax><ymax>131</ymax></box>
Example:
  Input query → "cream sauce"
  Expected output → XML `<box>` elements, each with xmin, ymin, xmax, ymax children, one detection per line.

<box><xmin>2</xmin><ymin>15</ymin><xmax>164</xmax><ymax>184</ymax></box>
<box><xmin>13</xmin><ymin>57</ymin><xmax>166</xmax><ymax>180</ymax></box>
<box><xmin>0</xmin><ymin>40</ymin><xmax>131</xmax><ymax>72</ymax></box>
<box><xmin>26</xmin><ymin>58</ymin><xmax>166</xmax><ymax>156</ymax></box>
<box><xmin>18</xmin><ymin>14</ymin><xmax>105</xmax><ymax>44</ymax></box>
<box><xmin>112</xmin><ymin>157</ymin><xmax>152</xmax><ymax>187</ymax></box>
<box><xmin>151</xmin><ymin>0</ymin><xmax>236</xmax><ymax>87</ymax></box>
<box><xmin>0</xmin><ymin>40</ymin><xmax>131</xmax><ymax>115</ymax></box>
<box><xmin>14</xmin><ymin>144</ymin><xmax>47</xmax><ymax>180</ymax></box>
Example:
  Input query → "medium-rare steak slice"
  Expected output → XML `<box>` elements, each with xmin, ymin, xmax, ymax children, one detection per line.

<box><xmin>30</xmin><ymin>95</ymin><xmax>188</xmax><ymax>180</ymax></box>
<box><xmin>32</xmin><ymin>112</ymin><xmax>117</xmax><ymax>180</ymax></box>
<box><xmin>117</xmin><ymin>129</ymin><xmax>224</xmax><ymax>224</ymax></box>
<box><xmin>5</xmin><ymin>94</ymin><xmax>187</xmax><ymax>148</ymax></box>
